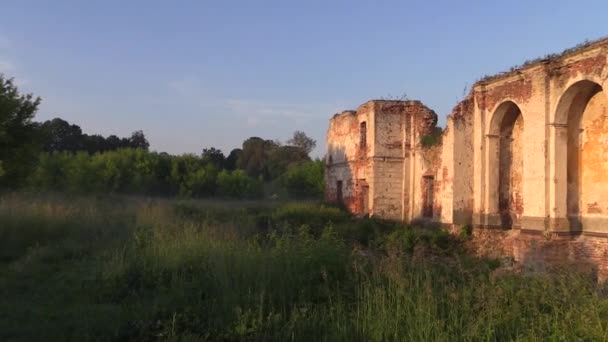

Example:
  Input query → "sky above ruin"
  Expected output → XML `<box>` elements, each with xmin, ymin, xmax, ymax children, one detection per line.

<box><xmin>0</xmin><ymin>0</ymin><xmax>606</xmax><ymax>157</ymax></box>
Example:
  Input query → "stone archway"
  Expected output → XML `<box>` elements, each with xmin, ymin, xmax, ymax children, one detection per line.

<box><xmin>554</xmin><ymin>80</ymin><xmax>608</xmax><ymax>231</ymax></box>
<box><xmin>487</xmin><ymin>101</ymin><xmax>524</xmax><ymax>228</ymax></box>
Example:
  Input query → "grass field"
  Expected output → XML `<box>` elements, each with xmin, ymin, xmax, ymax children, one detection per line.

<box><xmin>2</xmin><ymin>192</ymin><xmax>608</xmax><ymax>341</ymax></box>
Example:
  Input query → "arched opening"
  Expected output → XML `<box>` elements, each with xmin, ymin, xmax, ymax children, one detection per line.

<box><xmin>488</xmin><ymin>101</ymin><xmax>524</xmax><ymax>228</ymax></box>
<box><xmin>555</xmin><ymin>80</ymin><xmax>607</xmax><ymax>230</ymax></box>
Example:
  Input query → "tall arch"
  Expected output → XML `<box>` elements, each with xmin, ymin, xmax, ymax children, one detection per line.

<box><xmin>553</xmin><ymin>80</ymin><xmax>607</xmax><ymax>231</ymax></box>
<box><xmin>487</xmin><ymin>101</ymin><xmax>524</xmax><ymax>228</ymax></box>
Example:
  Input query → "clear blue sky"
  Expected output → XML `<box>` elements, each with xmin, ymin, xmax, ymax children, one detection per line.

<box><xmin>1</xmin><ymin>1</ymin><xmax>606</xmax><ymax>157</ymax></box>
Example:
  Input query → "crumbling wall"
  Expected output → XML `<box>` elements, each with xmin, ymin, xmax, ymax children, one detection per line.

<box><xmin>325</xmin><ymin>110</ymin><xmax>371</xmax><ymax>213</ymax></box>
<box><xmin>325</xmin><ymin>104</ymin><xmax>377</xmax><ymax>214</ymax></box>
<box><xmin>405</xmin><ymin>102</ymin><xmax>442</xmax><ymax>221</ymax></box>
<box><xmin>471</xmin><ymin>67</ymin><xmax>547</xmax><ymax>230</ymax></box>
<box><xmin>326</xmin><ymin>111</ymin><xmax>360</xmax><ymax>165</ymax></box>
<box><xmin>372</xmin><ymin>160</ymin><xmax>403</xmax><ymax>220</ymax></box>
<box><xmin>462</xmin><ymin>229</ymin><xmax>608</xmax><ymax>281</ymax></box>
<box><xmin>372</xmin><ymin>101</ymin><xmax>406</xmax><ymax>158</ymax></box>
<box><xmin>578</xmin><ymin>90</ymin><xmax>608</xmax><ymax>217</ymax></box>
<box><xmin>416</xmin><ymin>144</ymin><xmax>442</xmax><ymax>220</ymax></box>
<box><xmin>370</xmin><ymin>101</ymin><xmax>407</xmax><ymax>220</ymax></box>
<box><xmin>440</xmin><ymin>96</ymin><xmax>474</xmax><ymax>225</ymax></box>
<box><xmin>462</xmin><ymin>37</ymin><xmax>608</xmax><ymax>278</ymax></box>
<box><xmin>470</xmin><ymin>38</ymin><xmax>608</xmax><ymax>232</ymax></box>
<box><xmin>498</xmin><ymin>108</ymin><xmax>524</xmax><ymax>228</ymax></box>
<box><xmin>325</xmin><ymin>36</ymin><xmax>608</xmax><ymax>279</ymax></box>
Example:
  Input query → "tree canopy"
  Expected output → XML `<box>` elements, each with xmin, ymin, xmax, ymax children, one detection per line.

<box><xmin>0</xmin><ymin>75</ymin><xmax>41</xmax><ymax>186</ymax></box>
<box><xmin>38</xmin><ymin>118</ymin><xmax>150</xmax><ymax>154</ymax></box>
<box><xmin>0</xmin><ymin>73</ymin><xmax>323</xmax><ymax>199</ymax></box>
<box><xmin>287</xmin><ymin>131</ymin><xmax>316</xmax><ymax>154</ymax></box>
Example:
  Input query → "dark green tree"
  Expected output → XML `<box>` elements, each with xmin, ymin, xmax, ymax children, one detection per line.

<box><xmin>39</xmin><ymin>118</ymin><xmax>85</xmax><ymax>152</ymax></box>
<box><xmin>267</xmin><ymin>145</ymin><xmax>310</xmax><ymax>179</ymax></box>
<box><xmin>202</xmin><ymin>147</ymin><xmax>225</xmax><ymax>169</ymax></box>
<box><xmin>39</xmin><ymin>118</ymin><xmax>149</xmax><ymax>154</ymax></box>
<box><xmin>105</xmin><ymin>135</ymin><xmax>123</xmax><ymax>151</ymax></box>
<box><xmin>237</xmin><ymin>137</ymin><xmax>279</xmax><ymax>180</ymax></box>
<box><xmin>0</xmin><ymin>75</ymin><xmax>42</xmax><ymax>186</ymax></box>
<box><xmin>82</xmin><ymin>134</ymin><xmax>107</xmax><ymax>154</ymax></box>
<box><xmin>128</xmin><ymin>130</ymin><xmax>150</xmax><ymax>150</ymax></box>
<box><xmin>224</xmin><ymin>148</ymin><xmax>242</xmax><ymax>171</ymax></box>
<box><xmin>284</xmin><ymin>160</ymin><xmax>324</xmax><ymax>198</ymax></box>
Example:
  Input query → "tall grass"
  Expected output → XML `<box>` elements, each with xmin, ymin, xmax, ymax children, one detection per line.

<box><xmin>1</xmin><ymin>193</ymin><xmax>608</xmax><ymax>340</ymax></box>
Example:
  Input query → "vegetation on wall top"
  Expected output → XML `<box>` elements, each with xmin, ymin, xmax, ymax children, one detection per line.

<box><xmin>477</xmin><ymin>36</ymin><xmax>608</xmax><ymax>84</ymax></box>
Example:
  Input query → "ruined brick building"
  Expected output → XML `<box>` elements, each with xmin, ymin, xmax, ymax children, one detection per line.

<box><xmin>325</xmin><ymin>38</ymin><xmax>608</xmax><ymax>276</ymax></box>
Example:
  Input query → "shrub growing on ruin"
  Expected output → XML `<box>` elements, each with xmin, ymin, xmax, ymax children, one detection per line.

<box><xmin>420</xmin><ymin>127</ymin><xmax>443</xmax><ymax>148</ymax></box>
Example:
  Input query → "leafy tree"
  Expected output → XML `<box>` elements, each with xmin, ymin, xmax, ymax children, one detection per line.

<box><xmin>82</xmin><ymin>134</ymin><xmax>108</xmax><ymax>154</ymax></box>
<box><xmin>183</xmin><ymin>163</ymin><xmax>219</xmax><ymax>197</ymax></box>
<box><xmin>202</xmin><ymin>147</ymin><xmax>225</xmax><ymax>169</ymax></box>
<box><xmin>38</xmin><ymin>118</ymin><xmax>149</xmax><ymax>154</ymax></box>
<box><xmin>267</xmin><ymin>145</ymin><xmax>310</xmax><ymax>179</ymax></box>
<box><xmin>217</xmin><ymin>169</ymin><xmax>263</xmax><ymax>198</ymax></box>
<box><xmin>105</xmin><ymin>135</ymin><xmax>123</xmax><ymax>151</ymax></box>
<box><xmin>152</xmin><ymin>152</ymin><xmax>175</xmax><ymax>195</ymax></box>
<box><xmin>169</xmin><ymin>154</ymin><xmax>218</xmax><ymax>197</ymax></box>
<box><xmin>237</xmin><ymin>137</ymin><xmax>279</xmax><ymax>180</ymax></box>
<box><xmin>224</xmin><ymin>148</ymin><xmax>241</xmax><ymax>171</ymax></box>
<box><xmin>286</xmin><ymin>131</ymin><xmax>316</xmax><ymax>154</ymax></box>
<box><xmin>65</xmin><ymin>151</ymin><xmax>101</xmax><ymax>193</ymax></box>
<box><xmin>284</xmin><ymin>160</ymin><xmax>324</xmax><ymax>198</ymax></box>
<box><xmin>128</xmin><ymin>130</ymin><xmax>149</xmax><ymax>150</ymax></box>
<box><xmin>39</xmin><ymin>118</ymin><xmax>85</xmax><ymax>152</ymax></box>
<box><xmin>0</xmin><ymin>75</ymin><xmax>42</xmax><ymax>186</ymax></box>
<box><xmin>28</xmin><ymin>152</ymin><xmax>72</xmax><ymax>191</ymax></box>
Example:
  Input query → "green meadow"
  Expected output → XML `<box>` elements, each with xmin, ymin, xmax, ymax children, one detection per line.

<box><xmin>2</xmin><ymin>193</ymin><xmax>608</xmax><ymax>341</ymax></box>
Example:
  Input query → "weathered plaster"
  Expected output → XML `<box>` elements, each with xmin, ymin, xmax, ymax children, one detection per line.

<box><xmin>326</xmin><ymin>37</ymin><xmax>608</xmax><ymax>278</ymax></box>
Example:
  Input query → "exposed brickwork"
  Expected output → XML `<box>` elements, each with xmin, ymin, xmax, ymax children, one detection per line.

<box><xmin>450</xmin><ymin>93</ymin><xmax>474</xmax><ymax>122</ymax></box>
<box><xmin>549</xmin><ymin>53</ymin><xmax>607</xmax><ymax>88</ymax></box>
<box><xmin>476</xmin><ymin>78</ymin><xmax>533</xmax><ymax>111</ymax></box>
<box><xmin>327</xmin><ymin>38</ymin><xmax>608</xmax><ymax>277</ymax></box>
<box><xmin>462</xmin><ymin>228</ymin><xmax>608</xmax><ymax>280</ymax></box>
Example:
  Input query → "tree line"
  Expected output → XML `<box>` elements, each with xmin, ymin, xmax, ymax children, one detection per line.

<box><xmin>39</xmin><ymin>118</ymin><xmax>150</xmax><ymax>154</ymax></box>
<box><xmin>0</xmin><ymin>74</ymin><xmax>324</xmax><ymax>199</ymax></box>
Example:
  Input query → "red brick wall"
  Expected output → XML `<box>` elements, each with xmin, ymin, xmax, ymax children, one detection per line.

<box><xmin>460</xmin><ymin>227</ymin><xmax>608</xmax><ymax>280</ymax></box>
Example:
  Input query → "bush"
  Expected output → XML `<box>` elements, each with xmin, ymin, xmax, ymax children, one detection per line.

<box><xmin>420</xmin><ymin>126</ymin><xmax>443</xmax><ymax>147</ymax></box>
<box><xmin>178</xmin><ymin>163</ymin><xmax>218</xmax><ymax>197</ymax></box>
<box><xmin>386</xmin><ymin>226</ymin><xmax>454</xmax><ymax>255</ymax></box>
<box><xmin>271</xmin><ymin>203</ymin><xmax>350</xmax><ymax>235</ymax></box>
<box><xmin>337</xmin><ymin>217</ymin><xmax>401</xmax><ymax>247</ymax></box>
<box><xmin>283</xmin><ymin>160</ymin><xmax>324</xmax><ymax>199</ymax></box>
<box><xmin>217</xmin><ymin>169</ymin><xmax>264</xmax><ymax>199</ymax></box>
<box><xmin>22</xmin><ymin>143</ymin><xmax>324</xmax><ymax>200</ymax></box>
<box><xmin>459</xmin><ymin>224</ymin><xmax>473</xmax><ymax>240</ymax></box>
<box><xmin>27</xmin><ymin>150</ymin><xmax>236</xmax><ymax>198</ymax></box>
